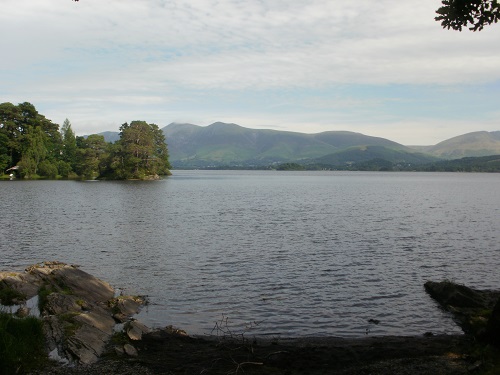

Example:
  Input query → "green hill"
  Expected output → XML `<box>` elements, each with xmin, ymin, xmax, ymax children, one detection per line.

<box><xmin>163</xmin><ymin>122</ymin><xmax>336</xmax><ymax>166</ymax></box>
<box><xmin>411</xmin><ymin>131</ymin><xmax>500</xmax><ymax>159</ymax></box>
<box><xmin>94</xmin><ymin>123</ymin><xmax>500</xmax><ymax>170</ymax></box>
<box><xmin>162</xmin><ymin>122</ymin><xmax>420</xmax><ymax>168</ymax></box>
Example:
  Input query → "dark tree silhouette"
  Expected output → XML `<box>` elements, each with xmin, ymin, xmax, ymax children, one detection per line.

<box><xmin>70</xmin><ymin>1</ymin><xmax>498</xmax><ymax>31</ymax></box>
<box><xmin>436</xmin><ymin>0</ymin><xmax>499</xmax><ymax>31</ymax></box>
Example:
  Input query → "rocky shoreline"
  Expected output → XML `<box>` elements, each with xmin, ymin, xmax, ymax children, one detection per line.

<box><xmin>0</xmin><ymin>261</ymin><xmax>149</xmax><ymax>366</ymax></box>
<box><xmin>1</xmin><ymin>262</ymin><xmax>499</xmax><ymax>374</ymax></box>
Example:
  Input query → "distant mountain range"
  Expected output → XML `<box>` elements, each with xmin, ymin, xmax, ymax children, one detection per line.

<box><xmin>409</xmin><ymin>131</ymin><xmax>500</xmax><ymax>159</ymax></box>
<box><xmin>92</xmin><ymin>123</ymin><xmax>500</xmax><ymax>169</ymax></box>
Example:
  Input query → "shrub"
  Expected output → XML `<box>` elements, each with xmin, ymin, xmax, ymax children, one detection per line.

<box><xmin>0</xmin><ymin>312</ymin><xmax>47</xmax><ymax>374</ymax></box>
<box><xmin>57</xmin><ymin>160</ymin><xmax>72</xmax><ymax>178</ymax></box>
<box><xmin>38</xmin><ymin>160</ymin><xmax>58</xmax><ymax>179</ymax></box>
<box><xmin>0</xmin><ymin>287</ymin><xmax>26</xmax><ymax>305</ymax></box>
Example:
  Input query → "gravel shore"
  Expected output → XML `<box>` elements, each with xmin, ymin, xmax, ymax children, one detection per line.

<box><xmin>31</xmin><ymin>331</ymin><xmax>491</xmax><ymax>375</ymax></box>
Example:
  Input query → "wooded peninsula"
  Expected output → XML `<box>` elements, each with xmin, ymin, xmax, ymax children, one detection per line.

<box><xmin>0</xmin><ymin>102</ymin><xmax>171</xmax><ymax>180</ymax></box>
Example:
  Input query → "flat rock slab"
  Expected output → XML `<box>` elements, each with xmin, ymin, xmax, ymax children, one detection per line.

<box><xmin>35</xmin><ymin>265</ymin><xmax>115</xmax><ymax>303</ymax></box>
<box><xmin>1</xmin><ymin>261</ymin><xmax>149</xmax><ymax>365</ymax></box>
<box><xmin>0</xmin><ymin>271</ymin><xmax>41</xmax><ymax>299</ymax></box>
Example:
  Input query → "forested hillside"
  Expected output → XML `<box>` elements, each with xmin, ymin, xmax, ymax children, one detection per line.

<box><xmin>161</xmin><ymin>122</ymin><xmax>427</xmax><ymax>168</ymax></box>
<box><xmin>0</xmin><ymin>102</ymin><xmax>170</xmax><ymax>179</ymax></box>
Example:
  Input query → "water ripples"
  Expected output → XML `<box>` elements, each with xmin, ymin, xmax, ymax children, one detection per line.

<box><xmin>1</xmin><ymin>171</ymin><xmax>499</xmax><ymax>337</ymax></box>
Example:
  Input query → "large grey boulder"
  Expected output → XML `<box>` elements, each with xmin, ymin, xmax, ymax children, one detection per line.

<box><xmin>50</xmin><ymin>266</ymin><xmax>115</xmax><ymax>303</ymax></box>
<box><xmin>26</xmin><ymin>261</ymin><xmax>114</xmax><ymax>304</ymax></box>
<box><xmin>44</xmin><ymin>293</ymin><xmax>83</xmax><ymax>315</ymax></box>
<box><xmin>65</xmin><ymin>310</ymin><xmax>116</xmax><ymax>364</ymax></box>
<box><xmin>424</xmin><ymin>280</ymin><xmax>489</xmax><ymax>308</ymax></box>
<box><xmin>425</xmin><ymin>280</ymin><xmax>500</xmax><ymax>341</ymax></box>
<box><xmin>126</xmin><ymin>319</ymin><xmax>151</xmax><ymax>341</ymax></box>
<box><xmin>0</xmin><ymin>271</ymin><xmax>41</xmax><ymax>301</ymax></box>
<box><xmin>1</xmin><ymin>261</ymin><xmax>148</xmax><ymax>365</ymax></box>
<box><xmin>110</xmin><ymin>295</ymin><xmax>145</xmax><ymax>323</ymax></box>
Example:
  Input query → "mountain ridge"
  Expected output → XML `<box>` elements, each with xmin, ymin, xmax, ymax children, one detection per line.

<box><xmin>161</xmin><ymin>122</ymin><xmax>420</xmax><ymax>168</ymax></box>
<box><xmin>91</xmin><ymin>123</ymin><xmax>500</xmax><ymax>168</ymax></box>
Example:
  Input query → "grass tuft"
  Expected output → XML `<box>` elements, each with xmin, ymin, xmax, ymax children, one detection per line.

<box><xmin>0</xmin><ymin>312</ymin><xmax>47</xmax><ymax>374</ymax></box>
<box><xmin>0</xmin><ymin>287</ymin><xmax>26</xmax><ymax>306</ymax></box>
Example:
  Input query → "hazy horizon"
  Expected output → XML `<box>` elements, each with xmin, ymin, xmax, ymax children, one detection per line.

<box><xmin>92</xmin><ymin>121</ymin><xmax>499</xmax><ymax>147</ymax></box>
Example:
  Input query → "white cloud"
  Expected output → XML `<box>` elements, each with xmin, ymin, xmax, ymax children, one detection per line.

<box><xmin>1</xmin><ymin>0</ymin><xmax>499</xmax><ymax>144</ymax></box>
<box><xmin>4</xmin><ymin>0</ymin><xmax>498</xmax><ymax>88</ymax></box>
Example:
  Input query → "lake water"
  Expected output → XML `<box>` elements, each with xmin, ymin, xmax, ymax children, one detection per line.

<box><xmin>1</xmin><ymin>170</ymin><xmax>499</xmax><ymax>338</ymax></box>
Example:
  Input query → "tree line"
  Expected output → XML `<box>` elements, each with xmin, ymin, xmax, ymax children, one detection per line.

<box><xmin>0</xmin><ymin>102</ymin><xmax>171</xmax><ymax>180</ymax></box>
<box><xmin>279</xmin><ymin>156</ymin><xmax>500</xmax><ymax>172</ymax></box>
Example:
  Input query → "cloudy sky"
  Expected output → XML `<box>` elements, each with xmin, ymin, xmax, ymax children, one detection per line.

<box><xmin>1</xmin><ymin>0</ymin><xmax>499</xmax><ymax>145</ymax></box>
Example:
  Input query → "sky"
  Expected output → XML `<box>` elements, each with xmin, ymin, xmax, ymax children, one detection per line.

<box><xmin>1</xmin><ymin>0</ymin><xmax>499</xmax><ymax>145</ymax></box>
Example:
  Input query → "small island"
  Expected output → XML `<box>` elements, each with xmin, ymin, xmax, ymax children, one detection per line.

<box><xmin>0</xmin><ymin>102</ymin><xmax>171</xmax><ymax>180</ymax></box>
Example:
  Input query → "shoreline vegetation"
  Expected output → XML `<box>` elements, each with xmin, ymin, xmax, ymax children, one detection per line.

<box><xmin>236</xmin><ymin>155</ymin><xmax>500</xmax><ymax>172</ymax></box>
<box><xmin>0</xmin><ymin>102</ymin><xmax>171</xmax><ymax>181</ymax></box>
<box><xmin>2</xmin><ymin>102</ymin><xmax>500</xmax><ymax>179</ymax></box>
<box><xmin>3</xmin><ymin>157</ymin><xmax>500</xmax><ymax>179</ymax></box>
<box><xmin>1</xmin><ymin>263</ymin><xmax>499</xmax><ymax>374</ymax></box>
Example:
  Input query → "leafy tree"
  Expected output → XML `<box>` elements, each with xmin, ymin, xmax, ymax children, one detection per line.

<box><xmin>114</xmin><ymin>121</ymin><xmax>171</xmax><ymax>179</ymax></box>
<box><xmin>57</xmin><ymin>160</ymin><xmax>73</xmax><ymax>178</ymax></box>
<box><xmin>38</xmin><ymin>160</ymin><xmax>59</xmax><ymax>178</ymax></box>
<box><xmin>60</xmin><ymin>118</ymin><xmax>77</xmax><ymax>169</ymax></box>
<box><xmin>75</xmin><ymin>135</ymin><xmax>109</xmax><ymax>179</ymax></box>
<box><xmin>0</xmin><ymin>131</ymin><xmax>9</xmax><ymax>172</ymax></box>
<box><xmin>19</xmin><ymin>126</ymin><xmax>47</xmax><ymax>177</ymax></box>
<box><xmin>0</xmin><ymin>102</ymin><xmax>62</xmax><ymax>173</ymax></box>
<box><xmin>0</xmin><ymin>102</ymin><xmax>23</xmax><ymax>168</ymax></box>
<box><xmin>436</xmin><ymin>0</ymin><xmax>500</xmax><ymax>31</ymax></box>
<box><xmin>18</xmin><ymin>156</ymin><xmax>37</xmax><ymax>178</ymax></box>
<box><xmin>101</xmin><ymin>142</ymin><xmax>125</xmax><ymax>178</ymax></box>
<box><xmin>14</xmin><ymin>102</ymin><xmax>62</xmax><ymax>165</ymax></box>
<box><xmin>120</xmin><ymin>121</ymin><xmax>154</xmax><ymax>178</ymax></box>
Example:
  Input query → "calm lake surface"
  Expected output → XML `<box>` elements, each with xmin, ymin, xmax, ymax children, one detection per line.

<box><xmin>1</xmin><ymin>171</ymin><xmax>499</xmax><ymax>338</ymax></box>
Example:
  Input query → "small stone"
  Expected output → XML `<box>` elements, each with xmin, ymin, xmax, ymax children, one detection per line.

<box><xmin>113</xmin><ymin>312</ymin><xmax>128</xmax><ymax>323</ymax></box>
<box><xmin>16</xmin><ymin>306</ymin><xmax>30</xmax><ymax>317</ymax></box>
<box><xmin>123</xmin><ymin>343</ymin><xmax>138</xmax><ymax>357</ymax></box>
<box><xmin>114</xmin><ymin>346</ymin><xmax>125</xmax><ymax>356</ymax></box>
<box><xmin>127</xmin><ymin>320</ymin><xmax>151</xmax><ymax>341</ymax></box>
<box><xmin>112</xmin><ymin>296</ymin><xmax>144</xmax><ymax>317</ymax></box>
<box><xmin>467</xmin><ymin>361</ymin><xmax>483</xmax><ymax>372</ymax></box>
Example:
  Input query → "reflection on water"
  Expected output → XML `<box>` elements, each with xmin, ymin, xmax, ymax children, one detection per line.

<box><xmin>1</xmin><ymin>171</ymin><xmax>499</xmax><ymax>337</ymax></box>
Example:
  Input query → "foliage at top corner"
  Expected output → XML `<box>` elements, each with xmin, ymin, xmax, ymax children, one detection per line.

<box><xmin>71</xmin><ymin>0</ymin><xmax>498</xmax><ymax>32</ymax></box>
<box><xmin>436</xmin><ymin>0</ymin><xmax>500</xmax><ymax>31</ymax></box>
